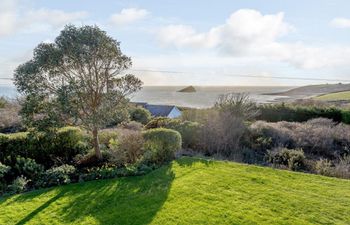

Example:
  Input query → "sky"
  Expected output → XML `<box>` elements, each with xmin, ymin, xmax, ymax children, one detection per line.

<box><xmin>1</xmin><ymin>0</ymin><xmax>350</xmax><ymax>86</ymax></box>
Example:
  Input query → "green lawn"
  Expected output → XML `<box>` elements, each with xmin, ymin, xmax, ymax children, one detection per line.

<box><xmin>314</xmin><ymin>91</ymin><xmax>350</xmax><ymax>101</ymax></box>
<box><xmin>1</xmin><ymin>157</ymin><xmax>350</xmax><ymax>225</ymax></box>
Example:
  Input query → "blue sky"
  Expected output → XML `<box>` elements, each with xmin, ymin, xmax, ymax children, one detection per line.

<box><xmin>1</xmin><ymin>0</ymin><xmax>350</xmax><ymax>86</ymax></box>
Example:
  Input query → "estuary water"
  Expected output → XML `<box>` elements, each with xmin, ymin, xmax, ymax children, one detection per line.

<box><xmin>0</xmin><ymin>85</ymin><xmax>294</xmax><ymax>108</ymax></box>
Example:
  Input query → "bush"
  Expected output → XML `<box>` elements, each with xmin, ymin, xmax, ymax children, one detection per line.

<box><xmin>142</xmin><ymin>128</ymin><xmax>182</xmax><ymax>164</ymax></box>
<box><xmin>98</xmin><ymin>129</ymin><xmax>119</xmax><ymax>148</ymax></box>
<box><xmin>37</xmin><ymin>164</ymin><xmax>76</xmax><ymax>187</ymax></box>
<box><xmin>118</xmin><ymin>121</ymin><xmax>144</xmax><ymax>131</ymax></box>
<box><xmin>250</xmin><ymin>119</ymin><xmax>350</xmax><ymax>158</ymax></box>
<box><xmin>215</xmin><ymin>93</ymin><xmax>260</xmax><ymax>120</ymax></box>
<box><xmin>14</xmin><ymin>157</ymin><xmax>44</xmax><ymax>180</ymax></box>
<box><xmin>315</xmin><ymin>159</ymin><xmax>333</xmax><ymax>176</ymax></box>
<box><xmin>333</xmin><ymin>155</ymin><xmax>350</xmax><ymax>179</ymax></box>
<box><xmin>146</xmin><ymin>117</ymin><xmax>200</xmax><ymax>149</ymax></box>
<box><xmin>198</xmin><ymin>111</ymin><xmax>247</xmax><ymax>157</ymax></box>
<box><xmin>129</xmin><ymin>107</ymin><xmax>151</xmax><ymax>125</ymax></box>
<box><xmin>55</xmin><ymin>127</ymin><xmax>88</xmax><ymax>163</ymax></box>
<box><xmin>107</xmin><ymin>130</ymin><xmax>144</xmax><ymax>166</ymax></box>
<box><xmin>257</xmin><ymin>103</ymin><xmax>349</xmax><ymax>124</ymax></box>
<box><xmin>0</xmin><ymin>99</ymin><xmax>22</xmax><ymax>133</ymax></box>
<box><xmin>0</xmin><ymin>127</ymin><xmax>88</xmax><ymax>167</ymax></box>
<box><xmin>0</xmin><ymin>162</ymin><xmax>10</xmax><ymax>179</ymax></box>
<box><xmin>266</xmin><ymin>148</ymin><xmax>306</xmax><ymax>171</ymax></box>
<box><xmin>8</xmin><ymin>176</ymin><xmax>29</xmax><ymax>194</ymax></box>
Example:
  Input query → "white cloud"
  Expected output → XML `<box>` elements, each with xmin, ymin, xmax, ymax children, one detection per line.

<box><xmin>156</xmin><ymin>9</ymin><xmax>350</xmax><ymax>69</ymax></box>
<box><xmin>110</xmin><ymin>8</ymin><xmax>149</xmax><ymax>26</ymax></box>
<box><xmin>0</xmin><ymin>0</ymin><xmax>87</xmax><ymax>38</ymax></box>
<box><xmin>330</xmin><ymin>17</ymin><xmax>350</xmax><ymax>28</ymax></box>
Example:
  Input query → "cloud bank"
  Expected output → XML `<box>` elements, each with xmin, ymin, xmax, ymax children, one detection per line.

<box><xmin>157</xmin><ymin>9</ymin><xmax>350</xmax><ymax>70</ymax></box>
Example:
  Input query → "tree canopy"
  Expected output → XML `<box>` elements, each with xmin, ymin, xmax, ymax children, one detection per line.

<box><xmin>14</xmin><ymin>25</ymin><xmax>142</xmax><ymax>158</ymax></box>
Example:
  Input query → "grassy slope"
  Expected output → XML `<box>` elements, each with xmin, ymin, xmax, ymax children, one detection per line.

<box><xmin>314</xmin><ymin>91</ymin><xmax>350</xmax><ymax>101</ymax></box>
<box><xmin>1</xmin><ymin>157</ymin><xmax>349</xmax><ymax>225</ymax></box>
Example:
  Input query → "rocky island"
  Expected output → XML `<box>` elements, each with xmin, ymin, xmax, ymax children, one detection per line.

<box><xmin>178</xmin><ymin>85</ymin><xmax>196</xmax><ymax>92</ymax></box>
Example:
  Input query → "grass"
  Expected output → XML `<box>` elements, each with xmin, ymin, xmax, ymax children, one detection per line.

<box><xmin>1</xmin><ymin>157</ymin><xmax>350</xmax><ymax>225</ymax></box>
<box><xmin>314</xmin><ymin>91</ymin><xmax>350</xmax><ymax>101</ymax></box>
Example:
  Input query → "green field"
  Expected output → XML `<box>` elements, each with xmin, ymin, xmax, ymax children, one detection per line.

<box><xmin>1</xmin><ymin>157</ymin><xmax>349</xmax><ymax>225</ymax></box>
<box><xmin>314</xmin><ymin>91</ymin><xmax>350</xmax><ymax>101</ymax></box>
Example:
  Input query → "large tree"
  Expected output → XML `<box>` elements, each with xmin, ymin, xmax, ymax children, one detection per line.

<box><xmin>14</xmin><ymin>25</ymin><xmax>142</xmax><ymax>159</ymax></box>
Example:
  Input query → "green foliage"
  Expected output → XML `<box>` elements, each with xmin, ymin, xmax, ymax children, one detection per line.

<box><xmin>0</xmin><ymin>162</ymin><xmax>10</xmax><ymax>179</ymax></box>
<box><xmin>129</xmin><ymin>106</ymin><xmax>151</xmax><ymax>124</ymax></box>
<box><xmin>146</xmin><ymin>117</ymin><xmax>200</xmax><ymax>149</ymax></box>
<box><xmin>98</xmin><ymin>129</ymin><xmax>119</xmax><ymax>148</ymax></box>
<box><xmin>267</xmin><ymin>148</ymin><xmax>306</xmax><ymax>171</ymax></box>
<box><xmin>14</xmin><ymin>157</ymin><xmax>44</xmax><ymax>180</ymax></box>
<box><xmin>142</xmin><ymin>128</ymin><xmax>182</xmax><ymax>164</ymax></box>
<box><xmin>14</xmin><ymin>24</ymin><xmax>143</xmax><ymax>159</ymax></box>
<box><xmin>0</xmin><ymin>127</ymin><xmax>88</xmax><ymax>167</ymax></box>
<box><xmin>257</xmin><ymin>103</ymin><xmax>350</xmax><ymax>124</ymax></box>
<box><xmin>1</xmin><ymin>157</ymin><xmax>350</xmax><ymax>225</ymax></box>
<box><xmin>78</xmin><ymin>165</ymin><xmax>142</xmax><ymax>182</ymax></box>
<box><xmin>7</xmin><ymin>176</ymin><xmax>29</xmax><ymax>194</ymax></box>
<box><xmin>37</xmin><ymin>164</ymin><xmax>76</xmax><ymax>187</ymax></box>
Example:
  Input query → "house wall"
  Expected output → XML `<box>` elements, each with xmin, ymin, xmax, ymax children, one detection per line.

<box><xmin>168</xmin><ymin>107</ymin><xmax>182</xmax><ymax>118</ymax></box>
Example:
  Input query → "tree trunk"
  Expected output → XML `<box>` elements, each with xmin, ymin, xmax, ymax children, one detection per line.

<box><xmin>92</xmin><ymin>127</ymin><xmax>102</xmax><ymax>160</ymax></box>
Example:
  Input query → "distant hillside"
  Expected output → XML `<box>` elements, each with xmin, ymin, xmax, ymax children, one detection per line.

<box><xmin>178</xmin><ymin>86</ymin><xmax>196</xmax><ymax>93</ymax></box>
<box><xmin>268</xmin><ymin>83</ymin><xmax>350</xmax><ymax>98</ymax></box>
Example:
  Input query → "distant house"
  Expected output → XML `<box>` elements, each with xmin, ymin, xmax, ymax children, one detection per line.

<box><xmin>135</xmin><ymin>102</ymin><xmax>182</xmax><ymax>118</ymax></box>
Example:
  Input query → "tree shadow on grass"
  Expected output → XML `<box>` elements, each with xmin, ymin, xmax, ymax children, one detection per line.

<box><xmin>15</xmin><ymin>189</ymin><xmax>68</xmax><ymax>225</ymax></box>
<box><xmin>175</xmin><ymin>156</ymin><xmax>214</xmax><ymax>168</ymax></box>
<box><xmin>2</xmin><ymin>163</ymin><xmax>175</xmax><ymax>225</ymax></box>
<box><xmin>60</xmin><ymin>165</ymin><xmax>175</xmax><ymax>225</ymax></box>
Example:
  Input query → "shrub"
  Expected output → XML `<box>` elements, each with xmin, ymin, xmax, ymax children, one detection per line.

<box><xmin>0</xmin><ymin>127</ymin><xmax>88</xmax><ymax>167</ymax></box>
<box><xmin>98</xmin><ymin>129</ymin><xmax>119</xmax><ymax>148</ymax></box>
<box><xmin>333</xmin><ymin>155</ymin><xmax>350</xmax><ymax>179</ymax></box>
<box><xmin>129</xmin><ymin>107</ymin><xmax>151</xmax><ymax>125</ymax></box>
<box><xmin>0</xmin><ymin>162</ymin><xmax>10</xmax><ymax>179</ymax></box>
<box><xmin>266</xmin><ymin>148</ymin><xmax>306</xmax><ymax>171</ymax></box>
<box><xmin>8</xmin><ymin>176</ymin><xmax>29</xmax><ymax>194</ymax></box>
<box><xmin>55</xmin><ymin>127</ymin><xmax>88</xmax><ymax>163</ymax></box>
<box><xmin>215</xmin><ymin>93</ymin><xmax>260</xmax><ymax>120</ymax></box>
<box><xmin>142</xmin><ymin>128</ymin><xmax>181</xmax><ymax>164</ymax></box>
<box><xmin>315</xmin><ymin>159</ymin><xmax>333</xmax><ymax>176</ymax></box>
<box><xmin>145</xmin><ymin>117</ymin><xmax>174</xmax><ymax>129</ymax></box>
<box><xmin>198</xmin><ymin>111</ymin><xmax>247</xmax><ymax>157</ymax></box>
<box><xmin>250</xmin><ymin>119</ymin><xmax>350</xmax><ymax>158</ymax></box>
<box><xmin>107</xmin><ymin>130</ymin><xmax>144</xmax><ymax>166</ymax></box>
<box><xmin>146</xmin><ymin>117</ymin><xmax>200</xmax><ymax>149</ymax></box>
<box><xmin>37</xmin><ymin>164</ymin><xmax>76</xmax><ymax>187</ymax></box>
<box><xmin>257</xmin><ymin>103</ymin><xmax>349</xmax><ymax>124</ymax></box>
<box><xmin>14</xmin><ymin>157</ymin><xmax>44</xmax><ymax>180</ymax></box>
<box><xmin>0</xmin><ymin>99</ymin><xmax>22</xmax><ymax>133</ymax></box>
<box><xmin>118</xmin><ymin>121</ymin><xmax>143</xmax><ymax>131</ymax></box>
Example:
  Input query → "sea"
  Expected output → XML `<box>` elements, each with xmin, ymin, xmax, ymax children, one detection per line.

<box><xmin>0</xmin><ymin>85</ymin><xmax>294</xmax><ymax>108</ymax></box>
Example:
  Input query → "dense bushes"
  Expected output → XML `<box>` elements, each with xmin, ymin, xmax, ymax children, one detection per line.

<box><xmin>142</xmin><ymin>128</ymin><xmax>182</xmax><ymax>164</ymax></box>
<box><xmin>37</xmin><ymin>164</ymin><xmax>76</xmax><ymax>187</ymax></box>
<box><xmin>0</xmin><ymin>98</ymin><xmax>22</xmax><ymax>133</ymax></box>
<box><xmin>266</xmin><ymin>148</ymin><xmax>306</xmax><ymax>171</ymax></box>
<box><xmin>145</xmin><ymin>117</ymin><xmax>200</xmax><ymax>149</ymax></box>
<box><xmin>0</xmin><ymin>127</ymin><xmax>88</xmax><ymax>167</ymax></box>
<box><xmin>107</xmin><ymin>130</ymin><xmax>145</xmax><ymax>166</ymax></box>
<box><xmin>257</xmin><ymin>103</ymin><xmax>350</xmax><ymax>124</ymax></box>
<box><xmin>250</xmin><ymin>118</ymin><xmax>350</xmax><ymax>158</ymax></box>
<box><xmin>129</xmin><ymin>106</ymin><xmax>151</xmax><ymax>125</ymax></box>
